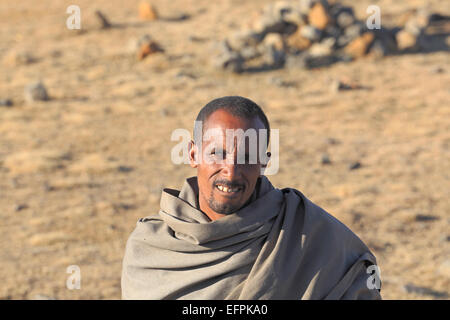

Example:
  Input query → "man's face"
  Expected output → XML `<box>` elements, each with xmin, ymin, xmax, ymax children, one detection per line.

<box><xmin>189</xmin><ymin>109</ymin><xmax>267</xmax><ymax>220</ymax></box>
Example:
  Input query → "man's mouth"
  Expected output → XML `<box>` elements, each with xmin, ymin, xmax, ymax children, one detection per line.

<box><xmin>214</xmin><ymin>183</ymin><xmax>244</xmax><ymax>194</ymax></box>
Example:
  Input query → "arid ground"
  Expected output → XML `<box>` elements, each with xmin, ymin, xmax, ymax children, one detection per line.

<box><xmin>0</xmin><ymin>0</ymin><xmax>449</xmax><ymax>299</ymax></box>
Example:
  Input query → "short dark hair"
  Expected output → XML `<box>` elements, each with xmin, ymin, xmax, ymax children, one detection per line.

<box><xmin>193</xmin><ymin>96</ymin><xmax>270</xmax><ymax>146</ymax></box>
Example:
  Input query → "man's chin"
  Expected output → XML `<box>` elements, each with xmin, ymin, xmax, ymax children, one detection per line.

<box><xmin>208</xmin><ymin>200</ymin><xmax>243</xmax><ymax>215</ymax></box>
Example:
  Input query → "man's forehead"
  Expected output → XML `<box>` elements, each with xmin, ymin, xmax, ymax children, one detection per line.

<box><xmin>202</xmin><ymin>109</ymin><xmax>265</xmax><ymax>132</ymax></box>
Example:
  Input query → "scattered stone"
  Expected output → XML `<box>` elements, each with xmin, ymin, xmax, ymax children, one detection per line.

<box><xmin>321</xmin><ymin>154</ymin><xmax>331</xmax><ymax>165</ymax></box>
<box><xmin>431</xmin><ymin>66</ymin><xmax>445</xmax><ymax>74</ymax></box>
<box><xmin>335</xmin><ymin>8</ymin><xmax>355</xmax><ymax>29</ymax></box>
<box><xmin>298</xmin><ymin>0</ymin><xmax>315</xmax><ymax>16</ymax></box>
<box><xmin>309</xmin><ymin>37</ymin><xmax>335</xmax><ymax>57</ymax></box>
<box><xmin>368</xmin><ymin>39</ymin><xmax>388</xmax><ymax>59</ymax></box>
<box><xmin>348</xmin><ymin>161</ymin><xmax>361</xmax><ymax>170</ymax></box>
<box><xmin>344</xmin><ymin>32</ymin><xmax>375</xmax><ymax>58</ymax></box>
<box><xmin>414</xmin><ymin>214</ymin><xmax>439</xmax><ymax>222</ymax></box>
<box><xmin>264</xmin><ymin>45</ymin><xmax>286</xmax><ymax>68</ymax></box>
<box><xmin>396</xmin><ymin>29</ymin><xmax>419</xmax><ymax>51</ymax></box>
<box><xmin>163</xmin><ymin>12</ymin><xmax>190</xmax><ymax>22</ymax></box>
<box><xmin>344</xmin><ymin>22</ymin><xmax>365</xmax><ymax>41</ymax></box>
<box><xmin>94</xmin><ymin>10</ymin><xmax>111</xmax><ymax>29</ymax></box>
<box><xmin>402</xmin><ymin>283</ymin><xmax>448</xmax><ymax>298</ymax></box>
<box><xmin>131</xmin><ymin>34</ymin><xmax>164</xmax><ymax>60</ymax></box>
<box><xmin>211</xmin><ymin>41</ymin><xmax>244</xmax><ymax>73</ymax></box>
<box><xmin>326</xmin><ymin>137</ymin><xmax>340</xmax><ymax>145</ymax></box>
<box><xmin>139</xmin><ymin>2</ymin><xmax>158</xmax><ymax>21</ymax></box>
<box><xmin>303</xmin><ymin>54</ymin><xmax>338</xmax><ymax>69</ymax></box>
<box><xmin>308</xmin><ymin>2</ymin><xmax>331</xmax><ymax>30</ymax></box>
<box><xmin>300</xmin><ymin>25</ymin><xmax>322</xmax><ymax>42</ymax></box>
<box><xmin>212</xmin><ymin>1</ymin><xmax>444</xmax><ymax>72</ymax></box>
<box><xmin>117</xmin><ymin>165</ymin><xmax>134</xmax><ymax>173</ymax></box>
<box><xmin>264</xmin><ymin>33</ymin><xmax>285</xmax><ymax>51</ymax></box>
<box><xmin>138</xmin><ymin>41</ymin><xmax>164</xmax><ymax>60</ymax></box>
<box><xmin>287</xmin><ymin>28</ymin><xmax>312</xmax><ymax>51</ymax></box>
<box><xmin>0</xmin><ymin>99</ymin><xmax>13</xmax><ymax>107</ymax></box>
<box><xmin>24</xmin><ymin>81</ymin><xmax>49</xmax><ymax>102</ymax></box>
<box><xmin>330</xmin><ymin>78</ymin><xmax>365</xmax><ymax>92</ymax></box>
<box><xmin>228</xmin><ymin>30</ymin><xmax>264</xmax><ymax>51</ymax></box>
<box><xmin>15</xmin><ymin>204</ymin><xmax>28</xmax><ymax>212</ymax></box>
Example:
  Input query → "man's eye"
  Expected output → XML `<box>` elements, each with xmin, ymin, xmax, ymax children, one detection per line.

<box><xmin>210</xmin><ymin>150</ymin><xmax>224</xmax><ymax>156</ymax></box>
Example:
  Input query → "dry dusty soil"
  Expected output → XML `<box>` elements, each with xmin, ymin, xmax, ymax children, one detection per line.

<box><xmin>0</xmin><ymin>0</ymin><xmax>449</xmax><ymax>299</ymax></box>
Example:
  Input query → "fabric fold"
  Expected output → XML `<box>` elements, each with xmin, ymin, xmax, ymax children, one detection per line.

<box><xmin>122</xmin><ymin>176</ymin><xmax>381</xmax><ymax>300</ymax></box>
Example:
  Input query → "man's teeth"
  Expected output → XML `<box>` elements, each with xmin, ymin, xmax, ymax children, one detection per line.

<box><xmin>216</xmin><ymin>185</ymin><xmax>240</xmax><ymax>193</ymax></box>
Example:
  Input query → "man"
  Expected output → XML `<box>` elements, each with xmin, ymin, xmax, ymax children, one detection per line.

<box><xmin>121</xmin><ymin>96</ymin><xmax>382</xmax><ymax>300</ymax></box>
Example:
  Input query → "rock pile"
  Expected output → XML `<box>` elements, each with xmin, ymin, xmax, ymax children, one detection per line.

<box><xmin>212</xmin><ymin>0</ymin><xmax>445</xmax><ymax>72</ymax></box>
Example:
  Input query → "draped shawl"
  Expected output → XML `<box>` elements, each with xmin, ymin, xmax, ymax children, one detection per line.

<box><xmin>121</xmin><ymin>176</ymin><xmax>381</xmax><ymax>300</ymax></box>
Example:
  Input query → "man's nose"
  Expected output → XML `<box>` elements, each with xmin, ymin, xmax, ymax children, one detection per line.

<box><xmin>221</xmin><ymin>153</ymin><xmax>242</xmax><ymax>179</ymax></box>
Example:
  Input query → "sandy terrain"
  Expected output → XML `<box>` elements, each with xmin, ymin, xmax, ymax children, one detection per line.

<box><xmin>0</xmin><ymin>0</ymin><xmax>449</xmax><ymax>299</ymax></box>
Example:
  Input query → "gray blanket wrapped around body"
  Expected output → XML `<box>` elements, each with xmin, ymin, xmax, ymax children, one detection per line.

<box><xmin>121</xmin><ymin>176</ymin><xmax>381</xmax><ymax>299</ymax></box>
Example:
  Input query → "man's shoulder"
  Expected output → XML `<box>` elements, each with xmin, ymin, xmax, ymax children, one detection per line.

<box><xmin>281</xmin><ymin>186</ymin><xmax>371</xmax><ymax>253</ymax></box>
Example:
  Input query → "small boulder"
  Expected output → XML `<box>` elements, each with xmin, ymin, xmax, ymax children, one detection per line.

<box><xmin>24</xmin><ymin>81</ymin><xmax>49</xmax><ymax>102</ymax></box>
<box><xmin>308</xmin><ymin>2</ymin><xmax>331</xmax><ymax>30</ymax></box>
<box><xmin>396</xmin><ymin>29</ymin><xmax>419</xmax><ymax>52</ymax></box>
<box><xmin>344</xmin><ymin>32</ymin><xmax>375</xmax><ymax>58</ymax></box>
<box><xmin>139</xmin><ymin>2</ymin><xmax>158</xmax><ymax>21</ymax></box>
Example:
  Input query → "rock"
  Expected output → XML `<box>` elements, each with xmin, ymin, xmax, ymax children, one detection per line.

<box><xmin>287</xmin><ymin>27</ymin><xmax>312</xmax><ymax>51</ymax></box>
<box><xmin>414</xmin><ymin>214</ymin><xmax>439</xmax><ymax>222</ymax></box>
<box><xmin>228</xmin><ymin>30</ymin><xmax>264</xmax><ymax>51</ymax></box>
<box><xmin>330</xmin><ymin>79</ymin><xmax>353</xmax><ymax>93</ymax></box>
<box><xmin>396</xmin><ymin>29</ymin><xmax>419</xmax><ymax>52</ymax></box>
<box><xmin>15</xmin><ymin>204</ymin><xmax>28</xmax><ymax>212</ymax></box>
<box><xmin>139</xmin><ymin>2</ymin><xmax>158</xmax><ymax>21</ymax></box>
<box><xmin>309</xmin><ymin>37</ymin><xmax>335</xmax><ymax>57</ymax></box>
<box><xmin>300</xmin><ymin>25</ymin><xmax>322</xmax><ymax>42</ymax></box>
<box><xmin>368</xmin><ymin>39</ymin><xmax>388</xmax><ymax>59</ymax></box>
<box><xmin>253</xmin><ymin>5</ymin><xmax>297</xmax><ymax>36</ymax></box>
<box><xmin>131</xmin><ymin>34</ymin><xmax>164</xmax><ymax>60</ymax></box>
<box><xmin>138</xmin><ymin>41</ymin><xmax>164</xmax><ymax>60</ymax></box>
<box><xmin>336</xmin><ymin>9</ymin><xmax>355</xmax><ymax>29</ymax></box>
<box><xmin>117</xmin><ymin>165</ymin><xmax>133</xmax><ymax>173</ymax></box>
<box><xmin>264</xmin><ymin>45</ymin><xmax>286</xmax><ymax>68</ymax></box>
<box><xmin>348</xmin><ymin>161</ymin><xmax>362</xmax><ymax>170</ymax></box>
<box><xmin>324</xmin><ymin>25</ymin><xmax>341</xmax><ymax>39</ymax></box>
<box><xmin>298</xmin><ymin>0</ymin><xmax>315</xmax><ymax>16</ymax></box>
<box><xmin>240</xmin><ymin>46</ymin><xmax>261</xmax><ymax>60</ymax></box>
<box><xmin>212</xmin><ymin>41</ymin><xmax>244</xmax><ymax>73</ymax></box>
<box><xmin>308</xmin><ymin>2</ymin><xmax>331</xmax><ymax>30</ymax></box>
<box><xmin>0</xmin><ymin>99</ymin><xmax>13</xmax><ymax>107</ymax></box>
<box><xmin>344</xmin><ymin>32</ymin><xmax>375</xmax><ymax>58</ymax></box>
<box><xmin>344</xmin><ymin>22</ymin><xmax>365</xmax><ymax>40</ymax></box>
<box><xmin>264</xmin><ymin>33</ymin><xmax>285</xmax><ymax>51</ymax></box>
<box><xmin>94</xmin><ymin>10</ymin><xmax>111</xmax><ymax>29</ymax></box>
<box><xmin>321</xmin><ymin>154</ymin><xmax>331</xmax><ymax>165</ymax></box>
<box><xmin>302</xmin><ymin>54</ymin><xmax>337</xmax><ymax>69</ymax></box>
<box><xmin>371</xmin><ymin>28</ymin><xmax>398</xmax><ymax>55</ymax></box>
<box><xmin>24</xmin><ymin>81</ymin><xmax>49</xmax><ymax>102</ymax></box>
<box><xmin>431</xmin><ymin>66</ymin><xmax>445</xmax><ymax>74</ymax></box>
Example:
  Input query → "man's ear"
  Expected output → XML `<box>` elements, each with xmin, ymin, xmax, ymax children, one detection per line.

<box><xmin>259</xmin><ymin>151</ymin><xmax>271</xmax><ymax>176</ymax></box>
<box><xmin>188</xmin><ymin>140</ymin><xmax>198</xmax><ymax>168</ymax></box>
<box><xmin>260</xmin><ymin>151</ymin><xmax>271</xmax><ymax>168</ymax></box>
